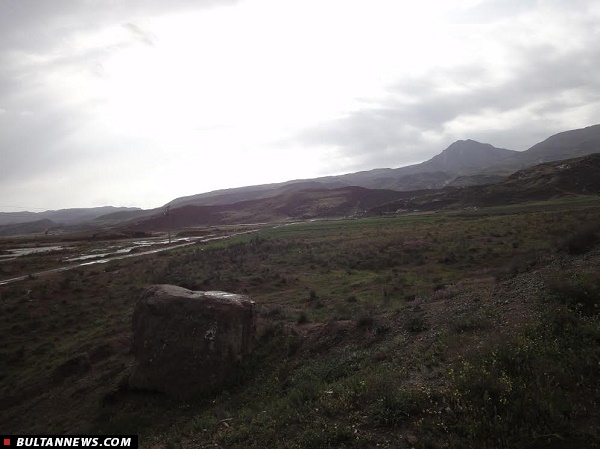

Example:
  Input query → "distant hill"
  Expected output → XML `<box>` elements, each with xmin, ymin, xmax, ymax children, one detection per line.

<box><xmin>126</xmin><ymin>186</ymin><xmax>418</xmax><ymax>231</ymax></box>
<box><xmin>125</xmin><ymin>153</ymin><xmax>600</xmax><ymax>230</ymax></box>
<box><xmin>423</xmin><ymin>139</ymin><xmax>517</xmax><ymax>172</ymax></box>
<box><xmin>517</xmin><ymin>124</ymin><xmax>600</xmax><ymax>165</ymax></box>
<box><xmin>167</xmin><ymin>124</ymin><xmax>600</xmax><ymax>207</ymax></box>
<box><xmin>369</xmin><ymin>153</ymin><xmax>600</xmax><ymax>213</ymax></box>
<box><xmin>3</xmin><ymin>124</ymin><xmax>598</xmax><ymax>233</ymax></box>
<box><xmin>170</xmin><ymin>180</ymin><xmax>347</xmax><ymax>208</ymax></box>
<box><xmin>0</xmin><ymin>219</ymin><xmax>57</xmax><ymax>237</ymax></box>
<box><xmin>0</xmin><ymin>206</ymin><xmax>141</xmax><ymax>227</ymax></box>
<box><xmin>162</xmin><ymin>142</ymin><xmax>512</xmax><ymax>210</ymax></box>
<box><xmin>89</xmin><ymin>208</ymin><xmax>159</xmax><ymax>226</ymax></box>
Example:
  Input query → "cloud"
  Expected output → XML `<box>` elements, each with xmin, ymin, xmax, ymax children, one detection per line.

<box><xmin>449</xmin><ymin>0</ymin><xmax>538</xmax><ymax>23</ymax></box>
<box><xmin>289</xmin><ymin>1</ymin><xmax>600</xmax><ymax>171</ymax></box>
<box><xmin>0</xmin><ymin>1</ymin><xmax>241</xmax><ymax>207</ymax></box>
<box><xmin>122</xmin><ymin>23</ymin><xmax>155</xmax><ymax>47</ymax></box>
<box><xmin>0</xmin><ymin>0</ymin><xmax>599</xmax><ymax>211</ymax></box>
<box><xmin>0</xmin><ymin>0</ymin><xmax>239</xmax><ymax>50</ymax></box>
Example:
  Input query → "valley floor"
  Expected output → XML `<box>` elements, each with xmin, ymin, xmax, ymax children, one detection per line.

<box><xmin>1</xmin><ymin>200</ymin><xmax>599</xmax><ymax>448</ymax></box>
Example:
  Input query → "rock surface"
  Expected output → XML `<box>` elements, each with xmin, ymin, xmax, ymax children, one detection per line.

<box><xmin>129</xmin><ymin>284</ymin><xmax>256</xmax><ymax>397</ymax></box>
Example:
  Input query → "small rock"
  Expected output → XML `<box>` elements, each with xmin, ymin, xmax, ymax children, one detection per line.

<box><xmin>406</xmin><ymin>434</ymin><xmax>418</xmax><ymax>445</ymax></box>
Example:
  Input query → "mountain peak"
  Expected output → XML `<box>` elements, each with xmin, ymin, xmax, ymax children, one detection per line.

<box><xmin>426</xmin><ymin>140</ymin><xmax>517</xmax><ymax>173</ymax></box>
<box><xmin>445</xmin><ymin>139</ymin><xmax>489</xmax><ymax>151</ymax></box>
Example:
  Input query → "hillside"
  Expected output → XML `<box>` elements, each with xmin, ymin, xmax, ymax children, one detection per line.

<box><xmin>127</xmin><ymin>186</ymin><xmax>416</xmax><ymax>231</ymax></box>
<box><xmin>423</xmin><ymin>139</ymin><xmax>517</xmax><ymax>172</ymax></box>
<box><xmin>0</xmin><ymin>219</ymin><xmax>56</xmax><ymax>237</ymax></box>
<box><xmin>370</xmin><ymin>153</ymin><xmax>600</xmax><ymax>213</ymax></box>
<box><xmin>170</xmin><ymin>180</ymin><xmax>349</xmax><ymax>208</ymax></box>
<box><xmin>517</xmin><ymin>123</ymin><xmax>600</xmax><ymax>164</ymax></box>
<box><xmin>0</xmin><ymin>206</ymin><xmax>141</xmax><ymax>227</ymax></box>
<box><xmin>1</xmin><ymin>202</ymin><xmax>599</xmax><ymax>448</ymax></box>
<box><xmin>117</xmin><ymin>153</ymin><xmax>600</xmax><ymax>231</ymax></box>
<box><xmin>166</xmin><ymin>140</ymin><xmax>517</xmax><ymax>207</ymax></box>
<box><xmin>166</xmin><ymin>124</ymin><xmax>600</xmax><ymax>207</ymax></box>
<box><xmin>3</xmin><ymin>124</ymin><xmax>598</xmax><ymax>235</ymax></box>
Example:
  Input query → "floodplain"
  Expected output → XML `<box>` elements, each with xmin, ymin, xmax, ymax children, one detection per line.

<box><xmin>1</xmin><ymin>198</ymin><xmax>599</xmax><ymax>449</ymax></box>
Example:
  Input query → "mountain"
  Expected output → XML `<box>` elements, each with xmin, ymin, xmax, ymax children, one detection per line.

<box><xmin>89</xmin><ymin>208</ymin><xmax>158</xmax><ymax>226</ymax></box>
<box><xmin>287</xmin><ymin>141</ymin><xmax>516</xmax><ymax>191</ymax></box>
<box><xmin>163</xmin><ymin>141</ymin><xmax>517</xmax><ymax>208</ymax></box>
<box><xmin>125</xmin><ymin>152</ymin><xmax>600</xmax><ymax>230</ymax></box>
<box><xmin>3</xmin><ymin>124</ymin><xmax>598</xmax><ymax>234</ymax></box>
<box><xmin>369</xmin><ymin>153</ymin><xmax>600</xmax><ymax>213</ymax></box>
<box><xmin>0</xmin><ymin>206</ymin><xmax>141</xmax><ymax>227</ymax></box>
<box><xmin>517</xmin><ymin>124</ymin><xmax>600</xmax><ymax>164</ymax></box>
<box><xmin>126</xmin><ymin>186</ymin><xmax>417</xmax><ymax>231</ymax></box>
<box><xmin>166</xmin><ymin>125</ymin><xmax>600</xmax><ymax>208</ymax></box>
<box><xmin>421</xmin><ymin>140</ymin><xmax>517</xmax><ymax>172</ymax></box>
<box><xmin>170</xmin><ymin>180</ymin><xmax>347</xmax><ymax>208</ymax></box>
<box><xmin>0</xmin><ymin>219</ymin><xmax>57</xmax><ymax>237</ymax></box>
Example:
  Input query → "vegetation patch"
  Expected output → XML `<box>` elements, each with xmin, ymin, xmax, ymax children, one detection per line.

<box><xmin>2</xmin><ymin>200</ymin><xmax>600</xmax><ymax>448</ymax></box>
<box><xmin>424</xmin><ymin>302</ymin><xmax>600</xmax><ymax>448</ymax></box>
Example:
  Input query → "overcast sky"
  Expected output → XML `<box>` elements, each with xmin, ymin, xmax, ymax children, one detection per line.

<box><xmin>0</xmin><ymin>0</ymin><xmax>599</xmax><ymax>212</ymax></box>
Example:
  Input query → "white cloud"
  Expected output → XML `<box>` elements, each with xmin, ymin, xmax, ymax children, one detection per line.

<box><xmin>0</xmin><ymin>0</ymin><xmax>599</xmax><ymax>211</ymax></box>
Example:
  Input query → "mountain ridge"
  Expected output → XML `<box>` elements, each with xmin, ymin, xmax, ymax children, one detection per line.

<box><xmin>369</xmin><ymin>152</ymin><xmax>600</xmax><ymax>213</ymax></box>
<box><xmin>1</xmin><ymin>124</ymin><xmax>598</xmax><ymax>235</ymax></box>
<box><xmin>122</xmin><ymin>152</ymin><xmax>600</xmax><ymax>232</ymax></box>
<box><xmin>167</xmin><ymin>124</ymin><xmax>600</xmax><ymax>208</ymax></box>
<box><xmin>0</xmin><ymin>206</ymin><xmax>141</xmax><ymax>227</ymax></box>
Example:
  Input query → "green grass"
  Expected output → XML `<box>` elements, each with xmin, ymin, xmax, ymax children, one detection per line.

<box><xmin>148</xmin><ymin>206</ymin><xmax>596</xmax><ymax>315</ymax></box>
<box><xmin>1</xmin><ymin>200</ymin><xmax>600</xmax><ymax>446</ymax></box>
<box><xmin>427</xmin><ymin>303</ymin><xmax>600</xmax><ymax>449</ymax></box>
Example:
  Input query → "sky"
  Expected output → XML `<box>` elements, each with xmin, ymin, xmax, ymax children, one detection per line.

<box><xmin>0</xmin><ymin>0</ymin><xmax>599</xmax><ymax>212</ymax></box>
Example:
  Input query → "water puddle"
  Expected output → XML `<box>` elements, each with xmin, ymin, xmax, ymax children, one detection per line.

<box><xmin>64</xmin><ymin>235</ymin><xmax>211</xmax><ymax>262</ymax></box>
<box><xmin>1</xmin><ymin>246</ymin><xmax>66</xmax><ymax>257</ymax></box>
<box><xmin>0</xmin><ymin>230</ymin><xmax>258</xmax><ymax>286</ymax></box>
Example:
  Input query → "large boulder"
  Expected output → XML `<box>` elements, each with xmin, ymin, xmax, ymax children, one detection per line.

<box><xmin>129</xmin><ymin>284</ymin><xmax>256</xmax><ymax>398</ymax></box>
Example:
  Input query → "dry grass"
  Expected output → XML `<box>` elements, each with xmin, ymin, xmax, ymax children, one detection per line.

<box><xmin>1</xmin><ymin>200</ymin><xmax>599</xmax><ymax>448</ymax></box>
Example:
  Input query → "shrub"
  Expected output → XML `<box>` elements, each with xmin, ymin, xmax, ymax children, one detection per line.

<box><xmin>548</xmin><ymin>271</ymin><xmax>600</xmax><ymax>316</ymax></box>
<box><xmin>373</xmin><ymin>324</ymin><xmax>391</xmax><ymax>336</ymax></box>
<box><xmin>405</xmin><ymin>313</ymin><xmax>428</xmax><ymax>333</ymax></box>
<box><xmin>370</xmin><ymin>390</ymin><xmax>421</xmax><ymax>427</ymax></box>
<box><xmin>297</xmin><ymin>311</ymin><xmax>310</xmax><ymax>324</ymax></box>
<box><xmin>452</xmin><ymin>315</ymin><xmax>487</xmax><ymax>334</ymax></box>
<box><xmin>298</xmin><ymin>426</ymin><xmax>353</xmax><ymax>449</ymax></box>
<box><xmin>263</xmin><ymin>306</ymin><xmax>283</xmax><ymax>318</ymax></box>
<box><xmin>355</xmin><ymin>313</ymin><xmax>374</xmax><ymax>329</ymax></box>
<box><xmin>437</xmin><ymin>301</ymin><xmax>600</xmax><ymax>448</ymax></box>
<box><xmin>558</xmin><ymin>223</ymin><xmax>599</xmax><ymax>254</ymax></box>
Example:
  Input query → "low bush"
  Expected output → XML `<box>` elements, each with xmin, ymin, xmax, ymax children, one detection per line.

<box><xmin>558</xmin><ymin>223</ymin><xmax>599</xmax><ymax>254</ymax></box>
<box><xmin>549</xmin><ymin>270</ymin><xmax>600</xmax><ymax>316</ymax></box>
<box><xmin>405</xmin><ymin>313</ymin><xmax>428</xmax><ymax>333</ymax></box>
<box><xmin>434</xmin><ymin>303</ymin><xmax>600</xmax><ymax>448</ymax></box>
<box><xmin>355</xmin><ymin>314</ymin><xmax>374</xmax><ymax>329</ymax></box>
<box><xmin>370</xmin><ymin>389</ymin><xmax>421</xmax><ymax>427</ymax></box>
<box><xmin>297</xmin><ymin>311</ymin><xmax>310</xmax><ymax>324</ymax></box>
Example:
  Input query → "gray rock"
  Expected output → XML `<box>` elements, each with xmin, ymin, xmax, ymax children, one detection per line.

<box><xmin>129</xmin><ymin>285</ymin><xmax>256</xmax><ymax>398</ymax></box>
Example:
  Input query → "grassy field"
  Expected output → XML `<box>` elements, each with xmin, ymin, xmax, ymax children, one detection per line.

<box><xmin>1</xmin><ymin>199</ymin><xmax>599</xmax><ymax>448</ymax></box>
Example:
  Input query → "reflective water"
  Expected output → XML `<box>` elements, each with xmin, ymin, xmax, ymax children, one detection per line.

<box><xmin>1</xmin><ymin>246</ymin><xmax>65</xmax><ymax>257</ymax></box>
<box><xmin>0</xmin><ymin>230</ymin><xmax>257</xmax><ymax>286</ymax></box>
<box><xmin>64</xmin><ymin>235</ymin><xmax>213</xmax><ymax>262</ymax></box>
